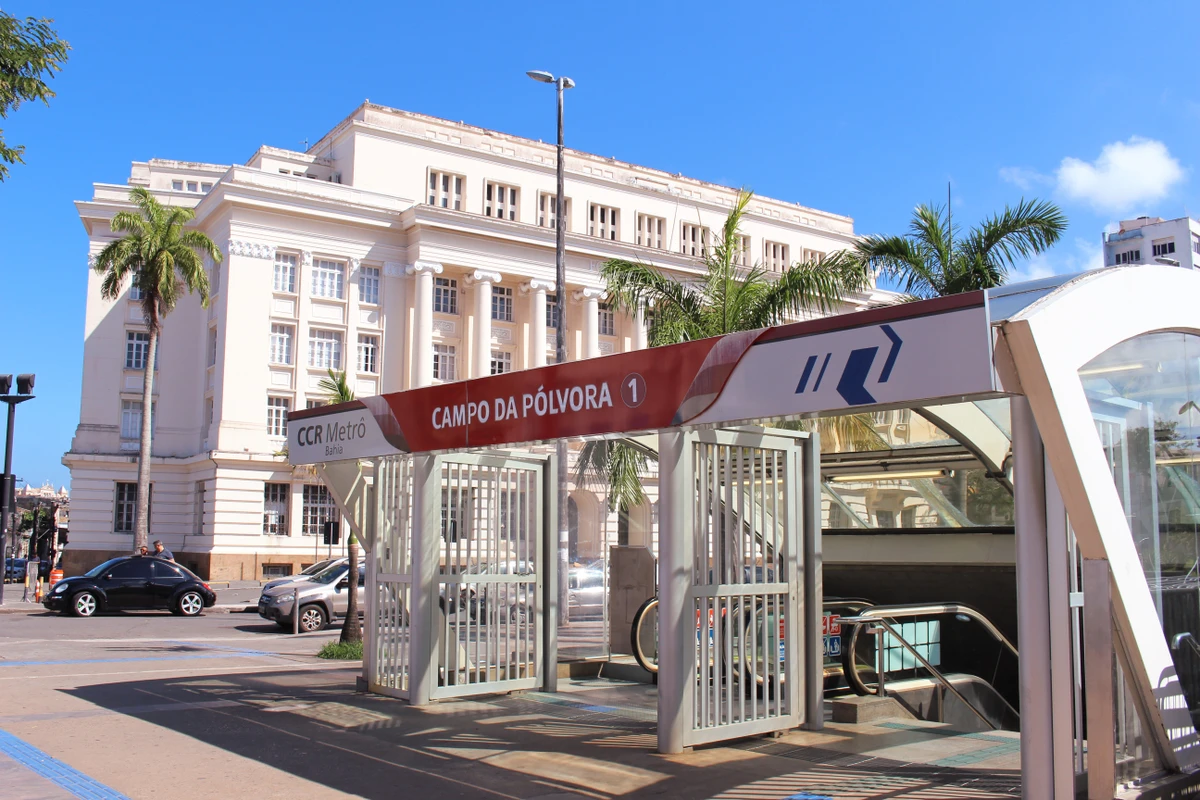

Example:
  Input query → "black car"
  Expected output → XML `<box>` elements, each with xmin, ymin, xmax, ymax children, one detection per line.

<box><xmin>44</xmin><ymin>556</ymin><xmax>217</xmax><ymax>617</ymax></box>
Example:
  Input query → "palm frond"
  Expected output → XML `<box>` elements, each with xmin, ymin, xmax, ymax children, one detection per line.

<box><xmin>318</xmin><ymin>369</ymin><xmax>356</xmax><ymax>403</ymax></box>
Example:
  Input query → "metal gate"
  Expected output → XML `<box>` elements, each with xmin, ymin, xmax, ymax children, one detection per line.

<box><xmin>369</xmin><ymin>455</ymin><xmax>414</xmax><ymax>699</ymax></box>
<box><xmin>432</xmin><ymin>452</ymin><xmax>545</xmax><ymax>699</ymax></box>
<box><xmin>684</xmin><ymin>429</ymin><xmax>804</xmax><ymax>746</ymax></box>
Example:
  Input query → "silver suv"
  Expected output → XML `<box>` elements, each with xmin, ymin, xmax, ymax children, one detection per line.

<box><xmin>261</xmin><ymin>558</ymin><xmax>345</xmax><ymax>593</ymax></box>
<box><xmin>257</xmin><ymin>562</ymin><xmax>365</xmax><ymax>632</ymax></box>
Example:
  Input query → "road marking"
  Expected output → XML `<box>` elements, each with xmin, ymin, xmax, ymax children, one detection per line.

<box><xmin>0</xmin><ymin>727</ymin><xmax>131</xmax><ymax>800</ymax></box>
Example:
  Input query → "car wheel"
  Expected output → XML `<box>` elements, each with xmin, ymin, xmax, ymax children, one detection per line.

<box><xmin>71</xmin><ymin>591</ymin><xmax>99</xmax><ymax>618</ymax></box>
<box><xmin>298</xmin><ymin>604</ymin><xmax>327</xmax><ymax>632</ymax></box>
<box><xmin>177</xmin><ymin>591</ymin><xmax>204</xmax><ymax>617</ymax></box>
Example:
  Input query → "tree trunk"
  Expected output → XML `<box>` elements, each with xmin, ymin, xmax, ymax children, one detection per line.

<box><xmin>340</xmin><ymin>533</ymin><xmax>361</xmax><ymax>644</ymax></box>
<box><xmin>135</xmin><ymin>327</ymin><xmax>157</xmax><ymax>553</ymax></box>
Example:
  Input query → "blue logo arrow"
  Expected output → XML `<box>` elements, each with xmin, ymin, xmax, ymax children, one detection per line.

<box><xmin>833</xmin><ymin>324</ymin><xmax>904</xmax><ymax>406</ymax></box>
<box><xmin>836</xmin><ymin>347</ymin><xmax>879</xmax><ymax>405</ymax></box>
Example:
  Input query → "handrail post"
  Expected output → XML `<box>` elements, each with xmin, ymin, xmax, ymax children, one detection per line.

<box><xmin>872</xmin><ymin>625</ymin><xmax>887</xmax><ymax>698</ymax></box>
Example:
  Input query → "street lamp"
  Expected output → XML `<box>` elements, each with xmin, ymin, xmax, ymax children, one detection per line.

<box><xmin>0</xmin><ymin>373</ymin><xmax>34</xmax><ymax>606</ymax></box>
<box><xmin>527</xmin><ymin>69</ymin><xmax>574</xmax><ymax>624</ymax></box>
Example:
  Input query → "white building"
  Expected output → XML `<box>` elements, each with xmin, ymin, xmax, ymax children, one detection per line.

<box><xmin>66</xmin><ymin>102</ymin><xmax>891</xmax><ymax>580</ymax></box>
<box><xmin>1102</xmin><ymin>215</ymin><xmax>1200</xmax><ymax>269</ymax></box>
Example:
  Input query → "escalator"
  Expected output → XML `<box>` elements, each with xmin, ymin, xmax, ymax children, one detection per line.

<box><xmin>831</xmin><ymin>602</ymin><xmax>1020</xmax><ymax>732</ymax></box>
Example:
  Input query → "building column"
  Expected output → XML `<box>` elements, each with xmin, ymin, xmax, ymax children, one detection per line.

<box><xmin>634</xmin><ymin>304</ymin><xmax>648</xmax><ymax>350</ymax></box>
<box><xmin>468</xmin><ymin>270</ymin><xmax>502</xmax><ymax>378</ymax></box>
<box><xmin>405</xmin><ymin>260</ymin><xmax>442</xmax><ymax>388</ymax></box>
<box><xmin>574</xmin><ymin>287</ymin><xmax>603</xmax><ymax>359</ymax></box>
<box><xmin>522</xmin><ymin>279</ymin><xmax>554</xmax><ymax>369</ymax></box>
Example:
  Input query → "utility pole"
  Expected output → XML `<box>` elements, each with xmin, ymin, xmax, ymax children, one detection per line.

<box><xmin>0</xmin><ymin>374</ymin><xmax>35</xmax><ymax>606</ymax></box>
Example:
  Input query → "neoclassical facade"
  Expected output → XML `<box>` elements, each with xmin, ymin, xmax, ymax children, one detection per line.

<box><xmin>66</xmin><ymin>102</ymin><xmax>891</xmax><ymax>579</ymax></box>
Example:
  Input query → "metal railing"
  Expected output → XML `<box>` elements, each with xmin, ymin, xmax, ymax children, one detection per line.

<box><xmin>839</xmin><ymin>602</ymin><xmax>1019</xmax><ymax>731</ymax></box>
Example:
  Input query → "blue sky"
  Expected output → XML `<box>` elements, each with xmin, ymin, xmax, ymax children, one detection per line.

<box><xmin>2</xmin><ymin>0</ymin><xmax>1199</xmax><ymax>489</ymax></box>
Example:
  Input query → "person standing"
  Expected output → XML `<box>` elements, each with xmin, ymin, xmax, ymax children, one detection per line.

<box><xmin>152</xmin><ymin>540</ymin><xmax>175</xmax><ymax>562</ymax></box>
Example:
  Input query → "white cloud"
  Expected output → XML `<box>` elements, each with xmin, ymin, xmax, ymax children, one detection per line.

<box><xmin>1054</xmin><ymin>137</ymin><xmax>1184</xmax><ymax>214</ymax></box>
<box><xmin>998</xmin><ymin>166</ymin><xmax>1051</xmax><ymax>192</ymax></box>
<box><xmin>1008</xmin><ymin>237</ymin><xmax>1104</xmax><ymax>284</ymax></box>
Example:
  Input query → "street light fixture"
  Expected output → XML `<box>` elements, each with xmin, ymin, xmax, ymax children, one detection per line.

<box><xmin>527</xmin><ymin>69</ymin><xmax>575</xmax><ymax>624</ymax></box>
<box><xmin>0</xmin><ymin>373</ymin><xmax>34</xmax><ymax>606</ymax></box>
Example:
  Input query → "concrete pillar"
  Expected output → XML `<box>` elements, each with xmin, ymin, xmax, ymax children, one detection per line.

<box><xmin>1012</xmin><ymin>397</ymin><xmax>1055</xmax><ymax>799</ymax></box>
<box><xmin>634</xmin><ymin>304</ymin><xmax>648</xmax><ymax>350</ymax></box>
<box><xmin>575</xmin><ymin>287</ymin><xmax>602</xmax><ymax>359</ymax></box>
<box><xmin>408</xmin><ymin>453</ymin><xmax>441</xmax><ymax>706</ymax></box>
<box><xmin>469</xmin><ymin>270</ymin><xmax>501</xmax><ymax>378</ymax></box>
<box><xmin>522</xmin><ymin>279</ymin><xmax>554</xmax><ymax>369</ymax></box>
<box><xmin>405</xmin><ymin>260</ymin><xmax>442</xmax><ymax>388</ymax></box>
<box><xmin>800</xmin><ymin>430</ymin><xmax>823</xmax><ymax>730</ymax></box>
<box><xmin>657</xmin><ymin>429</ymin><xmax>694</xmax><ymax>754</ymax></box>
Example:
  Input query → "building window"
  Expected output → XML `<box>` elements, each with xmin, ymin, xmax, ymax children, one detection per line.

<box><xmin>201</xmin><ymin>182</ymin><xmax>213</xmax><ymax>192</ymax></box>
<box><xmin>120</xmin><ymin>400</ymin><xmax>155</xmax><ymax>440</ymax></box>
<box><xmin>269</xmin><ymin>324</ymin><xmax>294</xmax><ymax>365</ymax></box>
<box><xmin>589</xmin><ymin>203</ymin><xmax>619</xmax><ymax>240</ymax></box>
<box><xmin>491</xmin><ymin>286</ymin><xmax>513</xmax><ymax>322</ymax></box>
<box><xmin>130</xmin><ymin>284</ymin><xmax>143</xmax><ymax>301</ymax></box>
<box><xmin>598</xmin><ymin>302</ymin><xmax>615</xmax><ymax>337</ymax></box>
<box><xmin>308</xmin><ymin>329</ymin><xmax>343</xmax><ymax>369</ymax></box>
<box><xmin>1115</xmin><ymin>249</ymin><xmax>1141</xmax><ymax>265</ymax></box>
<box><xmin>125</xmin><ymin>331</ymin><xmax>150</xmax><ymax>369</ymax></box>
<box><xmin>434</xmin><ymin>277</ymin><xmax>458</xmax><ymax>314</ymax></box>
<box><xmin>546</xmin><ymin>295</ymin><xmax>560</xmax><ymax>329</ymax></box>
<box><xmin>490</xmin><ymin>350</ymin><xmax>512</xmax><ymax>375</ymax></box>
<box><xmin>171</xmin><ymin>180</ymin><xmax>183</xmax><ymax>191</ymax></box>
<box><xmin>187</xmin><ymin>181</ymin><xmax>198</xmax><ymax>192</ymax></box>
<box><xmin>357</xmin><ymin>334</ymin><xmax>379</xmax><ymax>374</ymax></box>
<box><xmin>114</xmin><ymin>482</ymin><xmax>150</xmax><ymax>533</ymax></box>
<box><xmin>206</xmin><ymin>327</ymin><xmax>218</xmax><ymax>367</ymax></box>
<box><xmin>637</xmin><ymin>214</ymin><xmax>666</xmax><ymax>250</ymax></box>
<box><xmin>205</xmin><ymin>398</ymin><xmax>213</xmax><ymax>428</ymax></box>
<box><xmin>263</xmin><ymin>483</ymin><xmax>289</xmax><ymax>535</ymax></box>
<box><xmin>681</xmin><ymin>224</ymin><xmax>710</xmax><ymax>258</ymax></box>
<box><xmin>274</xmin><ymin>253</ymin><xmax>297</xmax><ymax>293</ymax></box>
<box><xmin>311</xmin><ymin>259</ymin><xmax>345</xmax><ymax>299</ymax></box>
<box><xmin>735</xmin><ymin>235</ymin><xmax>752</xmax><ymax>267</ymax></box>
<box><xmin>764</xmin><ymin>241</ymin><xmax>789</xmax><ymax>272</ymax></box>
<box><xmin>428</xmin><ymin>170</ymin><xmax>464</xmax><ymax>210</ymax></box>
<box><xmin>433</xmin><ymin>344</ymin><xmax>457</xmax><ymax>381</ymax></box>
<box><xmin>485</xmin><ymin>181</ymin><xmax>519</xmax><ymax>221</ymax></box>
<box><xmin>1193</xmin><ymin>236</ymin><xmax>1200</xmax><ymax>255</ymax></box>
<box><xmin>306</xmin><ymin>399</ymin><xmax>327</xmax><ymax>410</ymax></box>
<box><xmin>301</xmin><ymin>484</ymin><xmax>335</xmax><ymax>536</ymax></box>
<box><xmin>359</xmin><ymin>266</ymin><xmax>380</xmax><ymax>305</ymax></box>
<box><xmin>802</xmin><ymin>248</ymin><xmax>826</xmax><ymax>264</ymax></box>
<box><xmin>537</xmin><ymin>193</ymin><xmax>570</xmax><ymax>230</ymax></box>
<box><xmin>267</xmin><ymin>396</ymin><xmax>289</xmax><ymax>437</ymax></box>
<box><xmin>1153</xmin><ymin>241</ymin><xmax>1176</xmax><ymax>257</ymax></box>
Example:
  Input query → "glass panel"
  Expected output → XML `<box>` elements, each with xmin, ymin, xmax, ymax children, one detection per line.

<box><xmin>822</xmin><ymin>467</ymin><xmax>1013</xmax><ymax>529</ymax></box>
<box><xmin>1079</xmin><ymin>332</ymin><xmax>1200</xmax><ymax>735</ymax></box>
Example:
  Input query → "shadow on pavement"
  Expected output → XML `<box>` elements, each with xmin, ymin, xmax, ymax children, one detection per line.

<box><xmin>61</xmin><ymin>667</ymin><xmax>1021</xmax><ymax>800</ymax></box>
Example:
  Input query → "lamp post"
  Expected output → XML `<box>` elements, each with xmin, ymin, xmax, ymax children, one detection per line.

<box><xmin>0</xmin><ymin>373</ymin><xmax>35</xmax><ymax>607</ymax></box>
<box><xmin>527</xmin><ymin>69</ymin><xmax>575</xmax><ymax>624</ymax></box>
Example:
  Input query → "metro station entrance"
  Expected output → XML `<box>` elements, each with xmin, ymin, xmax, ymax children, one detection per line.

<box><xmin>291</xmin><ymin>265</ymin><xmax>1200</xmax><ymax>799</ymax></box>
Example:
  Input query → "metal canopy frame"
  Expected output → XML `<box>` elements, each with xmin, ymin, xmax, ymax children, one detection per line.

<box><xmin>299</xmin><ymin>265</ymin><xmax>1200</xmax><ymax>797</ymax></box>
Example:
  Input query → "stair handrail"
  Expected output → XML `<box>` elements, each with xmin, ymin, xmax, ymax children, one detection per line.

<box><xmin>839</xmin><ymin>615</ymin><xmax>1003</xmax><ymax>731</ymax></box>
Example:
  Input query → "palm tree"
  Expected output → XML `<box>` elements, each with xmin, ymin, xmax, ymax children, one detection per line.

<box><xmin>92</xmin><ymin>188</ymin><xmax>221</xmax><ymax>554</ymax></box>
<box><xmin>603</xmin><ymin>191</ymin><xmax>869</xmax><ymax>343</ymax></box>
<box><xmin>583</xmin><ymin>191</ymin><xmax>877</xmax><ymax>521</ymax></box>
<box><xmin>856</xmin><ymin>199</ymin><xmax>1066</xmax><ymax>299</ymax></box>
<box><xmin>319</xmin><ymin>369</ymin><xmax>361</xmax><ymax>645</ymax></box>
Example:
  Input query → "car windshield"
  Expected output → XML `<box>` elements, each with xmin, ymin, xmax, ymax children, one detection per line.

<box><xmin>308</xmin><ymin>564</ymin><xmax>348</xmax><ymax>585</ymax></box>
<box><xmin>302</xmin><ymin>559</ymin><xmax>335</xmax><ymax>576</ymax></box>
<box><xmin>84</xmin><ymin>558</ymin><xmax>126</xmax><ymax>578</ymax></box>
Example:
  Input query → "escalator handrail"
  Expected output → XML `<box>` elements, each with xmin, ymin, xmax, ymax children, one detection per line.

<box><xmin>865</xmin><ymin>617</ymin><xmax>1003</xmax><ymax>731</ymax></box>
<box><xmin>845</xmin><ymin>602</ymin><xmax>1018</xmax><ymax>661</ymax></box>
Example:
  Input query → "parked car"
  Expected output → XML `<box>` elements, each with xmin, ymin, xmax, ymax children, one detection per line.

<box><xmin>261</xmin><ymin>558</ymin><xmax>346</xmax><ymax>593</ymax></box>
<box><xmin>43</xmin><ymin>556</ymin><xmax>216</xmax><ymax>617</ymax></box>
<box><xmin>4</xmin><ymin>557</ymin><xmax>26</xmax><ymax>583</ymax></box>
<box><xmin>257</xmin><ymin>562</ymin><xmax>366</xmax><ymax>632</ymax></box>
<box><xmin>568</xmin><ymin>567</ymin><xmax>605</xmax><ymax>620</ymax></box>
<box><xmin>463</xmin><ymin>561</ymin><xmax>535</xmax><ymax>623</ymax></box>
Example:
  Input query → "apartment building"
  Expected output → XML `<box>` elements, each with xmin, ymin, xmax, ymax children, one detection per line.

<box><xmin>1103</xmin><ymin>215</ymin><xmax>1200</xmax><ymax>269</ymax></box>
<box><xmin>66</xmin><ymin>102</ymin><xmax>891</xmax><ymax>580</ymax></box>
